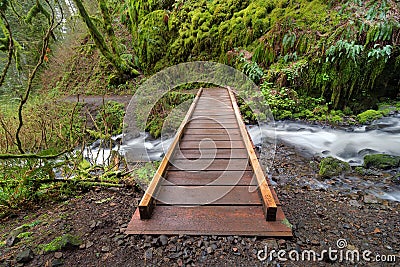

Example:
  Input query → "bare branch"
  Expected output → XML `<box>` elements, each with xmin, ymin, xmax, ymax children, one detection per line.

<box><xmin>15</xmin><ymin>0</ymin><xmax>61</xmax><ymax>153</ymax></box>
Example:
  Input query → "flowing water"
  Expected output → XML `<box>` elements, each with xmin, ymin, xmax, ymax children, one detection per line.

<box><xmin>86</xmin><ymin>114</ymin><xmax>400</xmax><ymax>201</ymax></box>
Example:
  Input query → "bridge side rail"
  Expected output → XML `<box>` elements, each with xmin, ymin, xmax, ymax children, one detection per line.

<box><xmin>227</xmin><ymin>87</ymin><xmax>277</xmax><ymax>221</ymax></box>
<box><xmin>138</xmin><ymin>88</ymin><xmax>203</xmax><ymax>219</ymax></box>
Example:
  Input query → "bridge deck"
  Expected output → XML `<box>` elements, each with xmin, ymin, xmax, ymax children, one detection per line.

<box><xmin>126</xmin><ymin>88</ymin><xmax>292</xmax><ymax>236</ymax></box>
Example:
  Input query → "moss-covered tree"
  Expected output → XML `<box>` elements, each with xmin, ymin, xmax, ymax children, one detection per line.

<box><xmin>72</xmin><ymin>0</ymin><xmax>140</xmax><ymax>76</ymax></box>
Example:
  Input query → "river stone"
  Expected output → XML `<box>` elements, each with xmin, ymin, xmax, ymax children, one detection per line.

<box><xmin>16</xmin><ymin>249</ymin><xmax>34</xmax><ymax>263</ymax></box>
<box><xmin>392</xmin><ymin>173</ymin><xmax>400</xmax><ymax>184</ymax></box>
<box><xmin>364</xmin><ymin>154</ymin><xmax>400</xmax><ymax>170</ymax></box>
<box><xmin>363</xmin><ymin>194</ymin><xmax>380</xmax><ymax>204</ymax></box>
<box><xmin>319</xmin><ymin>157</ymin><xmax>351</xmax><ymax>178</ymax></box>
<box><xmin>159</xmin><ymin>235</ymin><xmax>168</xmax><ymax>246</ymax></box>
<box><xmin>144</xmin><ymin>248</ymin><xmax>153</xmax><ymax>260</ymax></box>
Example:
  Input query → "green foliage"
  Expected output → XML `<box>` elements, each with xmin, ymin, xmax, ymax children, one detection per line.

<box><xmin>0</xmin><ymin>158</ymin><xmax>56</xmax><ymax>211</ymax></box>
<box><xmin>326</xmin><ymin>40</ymin><xmax>364</xmax><ymax>63</ymax></box>
<box><xmin>238</xmin><ymin>53</ymin><xmax>263</xmax><ymax>84</ymax></box>
<box><xmin>364</xmin><ymin>154</ymin><xmax>400</xmax><ymax>170</ymax></box>
<box><xmin>319</xmin><ymin>156</ymin><xmax>351</xmax><ymax>178</ymax></box>
<box><xmin>367</xmin><ymin>44</ymin><xmax>392</xmax><ymax>62</ymax></box>
<box><xmin>95</xmin><ymin>101</ymin><xmax>125</xmax><ymax>136</ymax></box>
<box><xmin>126</xmin><ymin>0</ymin><xmax>399</xmax><ymax>110</ymax></box>
<box><xmin>131</xmin><ymin>161</ymin><xmax>160</xmax><ymax>188</ymax></box>
<box><xmin>356</xmin><ymin>109</ymin><xmax>383</xmax><ymax>123</ymax></box>
<box><xmin>145</xmin><ymin>91</ymin><xmax>194</xmax><ymax>138</ymax></box>
<box><xmin>259</xmin><ymin>80</ymin><xmax>345</xmax><ymax>122</ymax></box>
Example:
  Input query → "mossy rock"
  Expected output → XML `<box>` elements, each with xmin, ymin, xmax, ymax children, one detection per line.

<box><xmin>319</xmin><ymin>156</ymin><xmax>351</xmax><ymax>178</ymax></box>
<box><xmin>38</xmin><ymin>234</ymin><xmax>82</xmax><ymax>253</ymax></box>
<box><xmin>356</xmin><ymin>110</ymin><xmax>383</xmax><ymax>124</ymax></box>
<box><xmin>392</xmin><ymin>173</ymin><xmax>400</xmax><ymax>184</ymax></box>
<box><xmin>364</xmin><ymin>154</ymin><xmax>400</xmax><ymax>170</ymax></box>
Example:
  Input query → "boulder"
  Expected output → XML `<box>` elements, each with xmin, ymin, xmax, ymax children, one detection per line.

<box><xmin>319</xmin><ymin>157</ymin><xmax>351</xmax><ymax>178</ymax></box>
<box><xmin>363</xmin><ymin>154</ymin><xmax>400</xmax><ymax>170</ymax></box>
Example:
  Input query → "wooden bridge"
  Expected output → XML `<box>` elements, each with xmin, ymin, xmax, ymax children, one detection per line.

<box><xmin>126</xmin><ymin>87</ymin><xmax>292</xmax><ymax>236</ymax></box>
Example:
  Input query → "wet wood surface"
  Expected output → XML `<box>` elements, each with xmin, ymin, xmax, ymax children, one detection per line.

<box><xmin>127</xmin><ymin>88</ymin><xmax>291</xmax><ymax>236</ymax></box>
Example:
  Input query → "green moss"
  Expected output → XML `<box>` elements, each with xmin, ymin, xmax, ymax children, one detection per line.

<box><xmin>38</xmin><ymin>234</ymin><xmax>82</xmax><ymax>253</ymax></box>
<box><xmin>354</xmin><ymin>166</ymin><xmax>366</xmax><ymax>175</ymax></box>
<box><xmin>319</xmin><ymin>156</ymin><xmax>351</xmax><ymax>178</ymax></box>
<box><xmin>364</xmin><ymin>154</ymin><xmax>400</xmax><ymax>170</ymax></box>
<box><xmin>17</xmin><ymin>232</ymin><xmax>33</xmax><ymax>239</ymax></box>
<box><xmin>356</xmin><ymin>109</ymin><xmax>383</xmax><ymax>124</ymax></box>
<box><xmin>392</xmin><ymin>173</ymin><xmax>400</xmax><ymax>184</ymax></box>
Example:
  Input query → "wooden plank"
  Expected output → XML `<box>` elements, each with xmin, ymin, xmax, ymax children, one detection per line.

<box><xmin>162</xmin><ymin>170</ymin><xmax>256</xmax><ymax>186</ymax></box>
<box><xmin>185</xmin><ymin>123</ymin><xmax>238</xmax><ymax>129</ymax></box>
<box><xmin>138</xmin><ymin>88</ymin><xmax>203</xmax><ymax>219</ymax></box>
<box><xmin>168</xmin><ymin>159</ymin><xmax>251</xmax><ymax>171</ymax></box>
<box><xmin>183</xmin><ymin>128</ymin><xmax>241</xmax><ymax>136</ymax></box>
<box><xmin>156</xmin><ymin>185</ymin><xmax>261</xmax><ymax>205</ymax></box>
<box><xmin>126</xmin><ymin>206</ymin><xmax>292</xmax><ymax>236</ymax></box>
<box><xmin>181</xmin><ymin>134</ymin><xmax>243</xmax><ymax>141</ymax></box>
<box><xmin>174</xmin><ymin>148</ymin><xmax>248</xmax><ymax>159</ymax></box>
<box><xmin>179</xmin><ymin>140</ymin><xmax>245</xmax><ymax>149</ymax></box>
<box><xmin>192</xmin><ymin>110</ymin><xmax>232</xmax><ymax>113</ymax></box>
<box><xmin>188</xmin><ymin>119</ymin><xmax>238</xmax><ymax>124</ymax></box>
<box><xmin>190</xmin><ymin>115</ymin><xmax>236</xmax><ymax>120</ymax></box>
<box><xmin>228</xmin><ymin>87</ymin><xmax>277</xmax><ymax>221</ymax></box>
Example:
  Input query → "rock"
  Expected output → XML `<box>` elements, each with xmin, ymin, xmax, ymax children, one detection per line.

<box><xmin>5</xmin><ymin>235</ymin><xmax>19</xmax><ymax>247</ymax></box>
<box><xmin>16</xmin><ymin>249</ymin><xmax>34</xmax><ymax>263</ymax></box>
<box><xmin>232</xmin><ymin>247</ymin><xmax>240</xmax><ymax>255</ymax></box>
<box><xmin>41</xmin><ymin>234</ymin><xmax>82</xmax><ymax>253</ymax></box>
<box><xmin>159</xmin><ymin>235</ymin><xmax>168</xmax><ymax>246</ymax></box>
<box><xmin>54</xmin><ymin>252</ymin><xmax>63</xmax><ymax>259</ymax></box>
<box><xmin>391</xmin><ymin>173</ymin><xmax>400</xmax><ymax>184</ymax></box>
<box><xmin>319</xmin><ymin>157</ymin><xmax>351</xmax><ymax>178</ymax></box>
<box><xmin>343</xmin><ymin>223</ymin><xmax>352</xmax><ymax>229</ymax></box>
<box><xmin>144</xmin><ymin>248</ymin><xmax>153</xmax><ymax>260</ymax></box>
<box><xmin>168</xmin><ymin>244</ymin><xmax>177</xmax><ymax>252</ymax></box>
<box><xmin>206</xmin><ymin>246</ymin><xmax>213</xmax><ymax>254</ymax></box>
<box><xmin>311</xmin><ymin>240</ymin><xmax>320</xmax><ymax>246</ymax></box>
<box><xmin>364</xmin><ymin>154</ymin><xmax>400</xmax><ymax>170</ymax></box>
<box><xmin>86</xmin><ymin>241</ymin><xmax>94</xmax><ymax>249</ymax></box>
<box><xmin>349</xmin><ymin>200</ymin><xmax>362</xmax><ymax>208</ymax></box>
<box><xmin>168</xmin><ymin>252</ymin><xmax>182</xmax><ymax>259</ymax></box>
<box><xmin>277</xmin><ymin>239</ymin><xmax>286</xmax><ymax>248</ymax></box>
<box><xmin>177</xmin><ymin>258</ymin><xmax>183</xmax><ymax>266</ymax></box>
<box><xmin>51</xmin><ymin>259</ymin><xmax>64</xmax><ymax>267</ymax></box>
<box><xmin>263</xmin><ymin>239</ymin><xmax>278</xmax><ymax>249</ymax></box>
<box><xmin>101</xmin><ymin>246</ymin><xmax>110</xmax><ymax>252</ymax></box>
<box><xmin>363</xmin><ymin>194</ymin><xmax>380</xmax><ymax>204</ymax></box>
<box><xmin>6</xmin><ymin>225</ymin><xmax>30</xmax><ymax>247</ymax></box>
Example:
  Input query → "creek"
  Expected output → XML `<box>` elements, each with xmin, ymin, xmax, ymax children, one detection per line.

<box><xmin>85</xmin><ymin>114</ymin><xmax>400</xmax><ymax>202</ymax></box>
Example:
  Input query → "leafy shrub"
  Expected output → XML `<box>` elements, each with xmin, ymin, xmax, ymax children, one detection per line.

<box><xmin>96</xmin><ymin>101</ymin><xmax>125</xmax><ymax>136</ymax></box>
